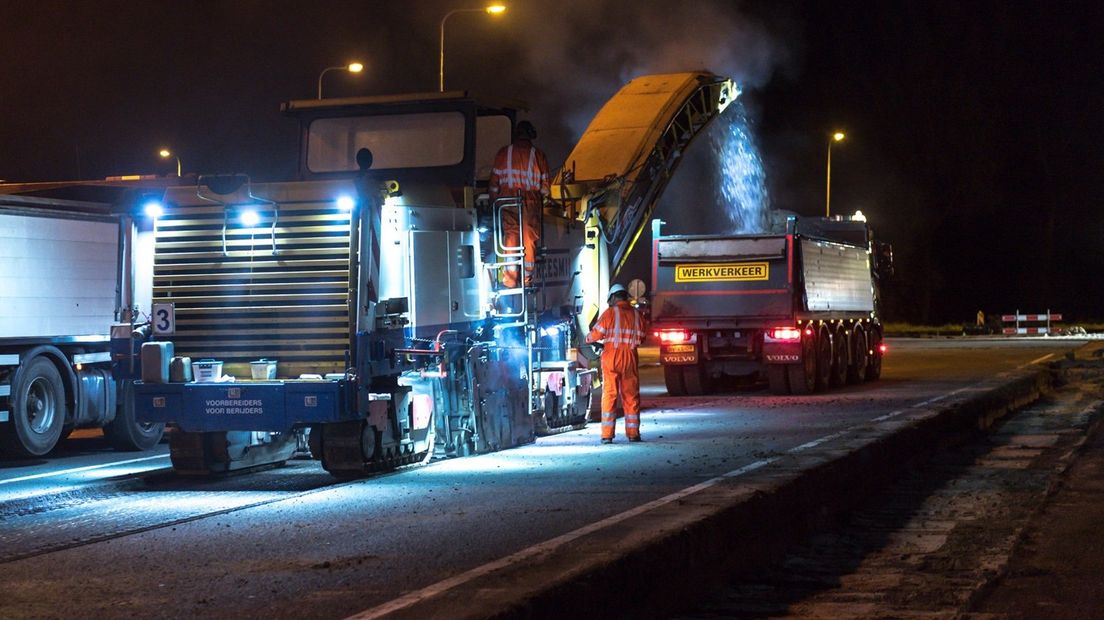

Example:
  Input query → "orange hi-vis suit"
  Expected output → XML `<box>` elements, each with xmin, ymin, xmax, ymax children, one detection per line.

<box><xmin>587</xmin><ymin>300</ymin><xmax>646</xmax><ymax>440</ymax></box>
<box><xmin>489</xmin><ymin>141</ymin><xmax>549</xmax><ymax>288</ymax></box>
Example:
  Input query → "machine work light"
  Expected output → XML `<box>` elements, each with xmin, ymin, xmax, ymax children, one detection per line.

<box><xmin>142</xmin><ymin>200</ymin><xmax>164</xmax><ymax>219</ymax></box>
<box><xmin>240</xmin><ymin>209</ymin><xmax>261</xmax><ymax>227</ymax></box>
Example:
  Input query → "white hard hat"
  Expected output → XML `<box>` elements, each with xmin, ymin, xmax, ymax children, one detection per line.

<box><xmin>607</xmin><ymin>283</ymin><xmax>627</xmax><ymax>299</ymax></box>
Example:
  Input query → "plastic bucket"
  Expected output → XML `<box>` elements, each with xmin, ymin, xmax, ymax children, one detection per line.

<box><xmin>250</xmin><ymin>359</ymin><xmax>277</xmax><ymax>380</ymax></box>
<box><xmin>193</xmin><ymin>359</ymin><xmax>223</xmax><ymax>382</ymax></box>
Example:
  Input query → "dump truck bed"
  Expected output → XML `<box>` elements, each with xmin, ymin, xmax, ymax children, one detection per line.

<box><xmin>0</xmin><ymin>209</ymin><xmax>118</xmax><ymax>340</ymax></box>
<box><xmin>652</xmin><ymin>232</ymin><xmax>873</xmax><ymax>328</ymax></box>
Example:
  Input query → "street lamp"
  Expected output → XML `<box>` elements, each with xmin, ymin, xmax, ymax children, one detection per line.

<box><xmin>317</xmin><ymin>61</ymin><xmax>365</xmax><ymax>99</ymax></box>
<box><xmin>825</xmin><ymin>131</ymin><xmax>845</xmax><ymax>218</ymax></box>
<box><xmin>439</xmin><ymin>5</ymin><xmax>507</xmax><ymax>92</ymax></box>
<box><xmin>158</xmin><ymin>148</ymin><xmax>181</xmax><ymax>177</ymax></box>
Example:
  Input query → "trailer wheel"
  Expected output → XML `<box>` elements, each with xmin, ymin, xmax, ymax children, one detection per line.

<box><xmin>829</xmin><ymin>330</ymin><xmax>848</xmax><ymax>387</ymax></box>
<box><xmin>866</xmin><ymin>329</ymin><xmax>883</xmax><ymax>381</ymax></box>
<box><xmin>848</xmin><ymin>327</ymin><xmax>870</xmax><ymax>384</ymax></box>
<box><xmin>663</xmin><ymin>365</ymin><xmax>687</xmax><ymax>396</ymax></box>
<box><xmin>767</xmin><ymin>365</ymin><xmax>790</xmax><ymax>395</ymax></box>
<box><xmin>683</xmin><ymin>363</ymin><xmax>708</xmax><ymax>396</ymax></box>
<box><xmin>105</xmin><ymin>381</ymin><xmax>165</xmax><ymax>451</ymax></box>
<box><xmin>787</xmin><ymin>332</ymin><xmax>817</xmax><ymax>395</ymax></box>
<box><xmin>814</xmin><ymin>331</ymin><xmax>832</xmax><ymax>392</ymax></box>
<box><xmin>3</xmin><ymin>356</ymin><xmax>66</xmax><ymax>457</ymax></box>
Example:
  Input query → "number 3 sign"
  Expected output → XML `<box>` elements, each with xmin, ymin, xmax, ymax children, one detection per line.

<box><xmin>152</xmin><ymin>302</ymin><xmax>176</xmax><ymax>335</ymax></box>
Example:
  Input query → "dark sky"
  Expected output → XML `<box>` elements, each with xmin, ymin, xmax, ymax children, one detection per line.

<box><xmin>3</xmin><ymin>1</ymin><xmax>1102</xmax><ymax>323</ymax></box>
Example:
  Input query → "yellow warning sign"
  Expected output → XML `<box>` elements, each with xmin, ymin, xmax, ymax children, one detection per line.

<box><xmin>674</xmin><ymin>262</ymin><xmax>769</xmax><ymax>282</ymax></box>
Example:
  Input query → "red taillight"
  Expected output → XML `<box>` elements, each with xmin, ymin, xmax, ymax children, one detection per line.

<box><xmin>879</xmin><ymin>343</ymin><xmax>888</xmax><ymax>354</ymax></box>
<box><xmin>657</xmin><ymin>329</ymin><xmax>690</xmax><ymax>344</ymax></box>
<box><xmin>769</xmin><ymin>326</ymin><xmax>802</xmax><ymax>341</ymax></box>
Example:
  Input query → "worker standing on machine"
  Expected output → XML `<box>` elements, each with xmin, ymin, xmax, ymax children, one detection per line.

<box><xmin>489</xmin><ymin>120</ymin><xmax>549</xmax><ymax>288</ymax></box>
<box><xmin>587</xmin><ymin>284</ymin><xmax>646</xmax><ymax>444</ymax></box>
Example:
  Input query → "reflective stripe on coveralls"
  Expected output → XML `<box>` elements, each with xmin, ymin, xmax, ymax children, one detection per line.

<box><xmin>589</xmin><ymin>300</ymin><xmax>644</xmax><ymax>440</ymax></box>
<box><xmin>491</xmin><ymin>143</ymin><xmax>549</xmax><ymax>288</ymax></box>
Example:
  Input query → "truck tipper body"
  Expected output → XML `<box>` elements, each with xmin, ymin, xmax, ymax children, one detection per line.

<box><xmin>650</xmin><ymin>215</ymin><xmax>892</xmax><ymax>396</ymax></box>
<box><xmin>0</xmin><ymin>188</ymin><xmax>165</xmax><ymax>455</ymax></box>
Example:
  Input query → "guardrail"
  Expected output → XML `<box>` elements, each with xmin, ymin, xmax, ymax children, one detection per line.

<box><xmin>1002</xmin><ymin>310</ymin><xmax>1062</xmax><ymax>335</ymax></box>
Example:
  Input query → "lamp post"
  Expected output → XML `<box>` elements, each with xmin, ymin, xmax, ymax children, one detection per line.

<box><xmin>317</xmin><ymin>62</ymin><xmax>364</xmax><ymax>99</ymax></box>
<box><xmin>825</xmin><ymin>131</ymin><xmax>845</xmax><ymax>218</ymax></box>
<box><xmin>439</xmin><ymin>5</ymin><xmax>506</xmax><ymax>92</ymax></box>
<box><xmin>158</xmin><ymin>148</ymin><xmax>181</xmax><ymax>176</ymax></box>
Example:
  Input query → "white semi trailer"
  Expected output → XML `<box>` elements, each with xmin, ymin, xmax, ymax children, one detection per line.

<box><xmin>0</xmin><ymin>188</ymin><xmax>164</xmax><ymax>456</ymax></box>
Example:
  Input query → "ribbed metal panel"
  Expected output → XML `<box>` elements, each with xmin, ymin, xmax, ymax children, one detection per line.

<box><xmin>801</xmin><ymin>239</ymin><xmax>874</xmax><ymax>312</ymax></box>
<box><xmin>153</xmin><ymin>183</ymin><xmax>353</xmax><ymax>376</ymax></box>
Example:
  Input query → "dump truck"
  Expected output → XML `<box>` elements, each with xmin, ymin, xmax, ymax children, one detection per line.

<box><xmin>650</xmin><ymin>214</ymin><xmax>893</xmax><ymax>396</ymax></box>
<box><xmin>0</xmin><ymin>185</ymin><xmax>166</xmax><ymax>455</ymax></box>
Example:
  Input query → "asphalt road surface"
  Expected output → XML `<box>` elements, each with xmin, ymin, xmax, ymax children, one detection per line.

<box><xmin>0</xmin><ymin>337</ymin><xmax>1087</xmax><ymax>619</ymax></box>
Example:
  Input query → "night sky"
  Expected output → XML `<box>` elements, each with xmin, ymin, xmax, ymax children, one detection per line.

<box><xmin>2</xmin><ymin>1</ymin><xmax>1101</xmax><ymax>323</ymax></box>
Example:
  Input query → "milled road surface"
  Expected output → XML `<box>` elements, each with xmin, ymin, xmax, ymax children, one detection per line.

<box><xmin>677</xmin><ymin>361</ymin><xmax>1104</xmax><ymax>619</ymax></box>
<box><xmin>0</xmin><ymin>338</ymin><xmax>1086</xmax><ymax>619</ymax></box>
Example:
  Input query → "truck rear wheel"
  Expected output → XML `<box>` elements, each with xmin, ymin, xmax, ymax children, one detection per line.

<box><xmin>814</xmin><ymin>332</ymin><xmax>832</xmax><ymax>391</ymax></box>
<box><xmin>105</xmin><ymin>381</ymin><xmax>165</xmax><ymax>451</ymax></box>
<box><xmin>787</xmin><ymin>332</ymin><xmax>817</xmax><ymax>395</ymax></box>
<box><xmin>848</xmin><ymin>327</ymin><xmax>869</xmax><ymax>384</ymax></box>
<box><xmin>664</xmin><ymin>365</ymin><xmax>687</xmax><ymax>396</ymax></box>
<box><xmin>829</xmin><ymin>330</ymin><xmax>848</xmax><ymax>387</ymax></box>
<box><xmin>866</xmin><ymin>330</ymin><xmax>883</xmax><ymax>381</ymax></box>
<box><xmin>2</xmin><ymin>356</ymin><xmax>66</xmax><ymax>457</ymax></box>
<box><xmin>767</xmin><ymin>365</ymin><xmax>789</xmax><ymax>395</ymax></box>
<box><xmin>683</xmin><ymin>363</ymin><xmax>708</xmax><ymax>396</ymax></box>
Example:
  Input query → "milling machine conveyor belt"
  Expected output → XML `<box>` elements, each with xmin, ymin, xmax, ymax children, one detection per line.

<box><xmin>552</xmin><ymin>72</ymin><xmax>737</xmax><ymax>276</ymax></box>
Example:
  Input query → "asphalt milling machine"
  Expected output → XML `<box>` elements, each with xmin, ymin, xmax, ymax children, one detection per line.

<box><xmin>129</xmin><ymin>72</ymin><xmax>739</xmax><ymax>477</ymax></box>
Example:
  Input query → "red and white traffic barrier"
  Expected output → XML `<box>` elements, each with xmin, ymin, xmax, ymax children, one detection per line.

<box><xmin>1001</xmin><ymin>310</ymin><xmax>1062</xmax><ymax>335</ymax></box>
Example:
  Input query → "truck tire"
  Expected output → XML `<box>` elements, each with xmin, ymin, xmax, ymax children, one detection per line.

<box><xmin>787</xmin><ymin>333</ymin><xmax>817</xmax><ymax>395</ymax></box>
<box><xmin>3</xmin><ymin>356</ymin><xmax>66</xmax><ymax>457</ymax></box>
<box><xmin>767</xmin><ymin>365</ymin><xmax>790</xmax><ymax>395</ymax></box>
<box><xmin>866</xmin><ymin>329</ymin><xmax>883</xmax><ymax>381</ymax></box>
<box><xmin>664</xmin><ymin>365</ymin><xmax>687</xmax><ymax>396</ymax></box>
<box><xmin>814</xmin><ymin>332</ymin><xmax>832</xmax><ymax>392</ymax></box>
<box><xmin>683</xmin><ymin>363</ymin><xmax>707</xmax><ymax>396</ymax></box>
<box><xmin>848</xmin><ymin>327</ymin><xmax>869</xmax><ymax>384</ymax></box>
<box><xmin>829</xmin><ymin>330</ymin><xmax>848</xmax><ymax>387</ymax></box>
<box><xmin>105</xmin><ymin>381</ymin><xmax>165</xmax><ymax>451</ymax></box>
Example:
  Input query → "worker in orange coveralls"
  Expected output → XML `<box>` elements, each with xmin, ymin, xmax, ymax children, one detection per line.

<box><xmin>587</xmin><ymin>284</ymin><xmax>646</xmax><ymax>444</ymax></box>
<box><xmin>489</xmin><ymin>120</ymin><xmax>550</xmax><ymax>288</ymax></box>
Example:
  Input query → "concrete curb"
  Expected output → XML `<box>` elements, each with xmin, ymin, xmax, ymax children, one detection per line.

<box><xmin>380</xmin><ymin>365</ymin><xmax>1059</xmax><ymax>620</ymax></box>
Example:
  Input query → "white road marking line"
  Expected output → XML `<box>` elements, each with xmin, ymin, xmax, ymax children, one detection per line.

<box><xmin>791</xmin><ymin>431</ymin><xmax>848</xmax><ymax>453</ymax></box>
<box><xmin>0</xmin><ymin>454</ymin><xmax>169</xmax><ymax>486</ymax></box>
<box><xmin>870</xmin><ymin>409</ymin><xmax>906</xmax><ymax>422</ymax></box>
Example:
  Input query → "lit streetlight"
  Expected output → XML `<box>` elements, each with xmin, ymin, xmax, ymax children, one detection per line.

<box><xmin>825</xmin><ymin>131</ymin><xmax>845</xmax><ymax>218</ymax></box>
<box><xmin>159</xmin><ymin>148</ymin><xmax>181</xmax><ymax>176</ymax></box>
<box><xmin>317</xmin><ymin>61</ymin><xmax>365</xmax><ymax>99</ymax></box>
<box><xmin>439</xmin><ymin>5</ymin><xmax>507</xmax><ymax>92</ymax></box>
